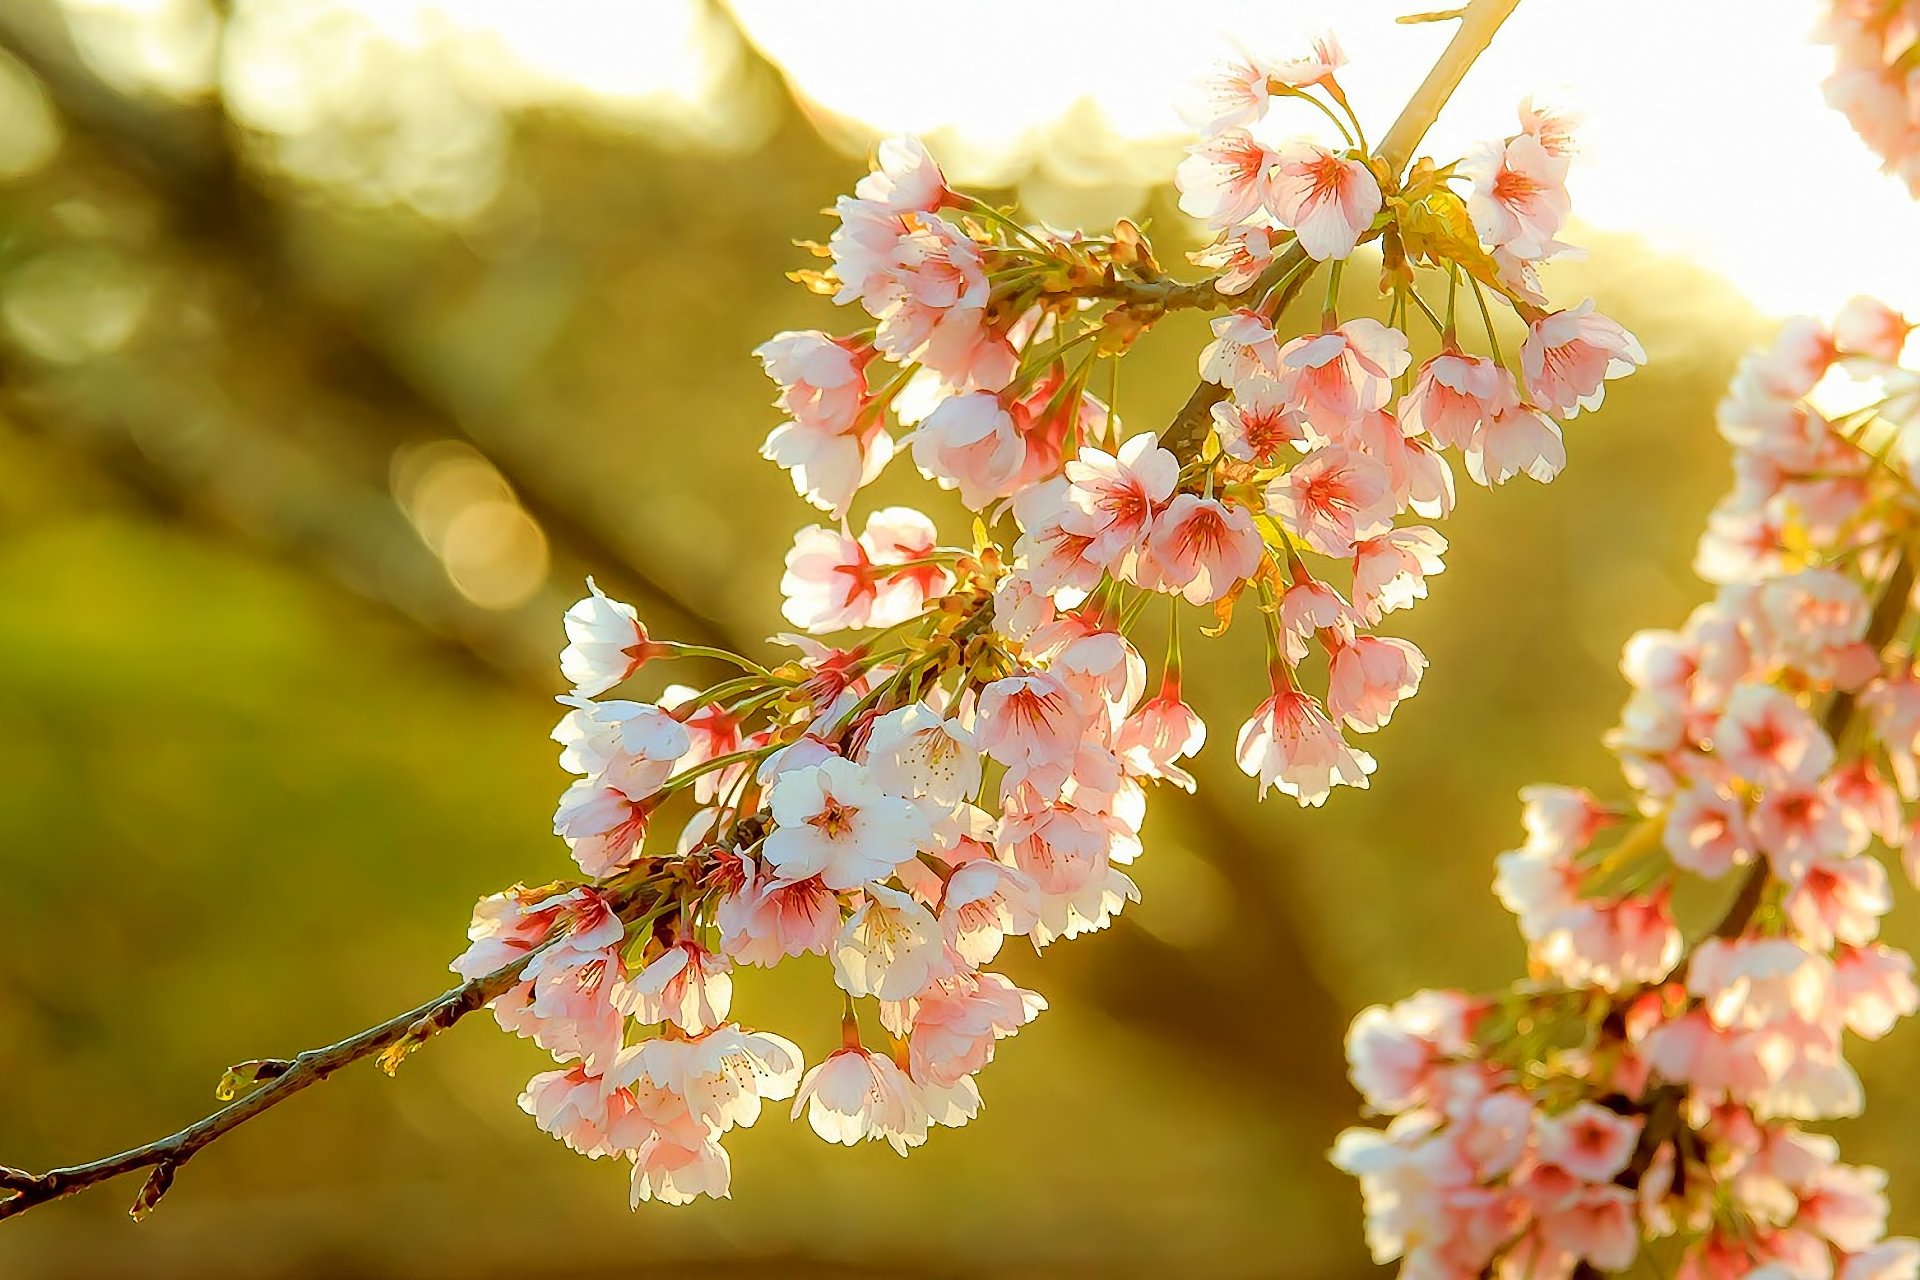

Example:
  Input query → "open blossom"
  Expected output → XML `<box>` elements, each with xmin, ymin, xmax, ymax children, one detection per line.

<box><xmin>1189</xmin><ymin>223</ymin><xmax>1276</xmax><ymax>296</ymax></box>
<box><xmin>864</xmin><ymin>702</ymin><xmax>982</xmax><ymax>811</ymax></box>
<box><xmin>833</xmin><ymin>883</ymin><xmax>948</xmax><ymax>1000</ymax></box>
<box><xmin>853</xmin><ymin>134</ymin><xmax>950</xmax><ymax>213</ymax></box>
<box><xmin>552</xmin><ymin>697</ymin><xmax>689</xmax><ymax>797</ymax></box>
<box><xmin>1714</xmin><ymin>684</ymin><xmax>1836</xmax><ymax>790</ymax></box>
<box><xmin>1140</xmin><ymin>494</ymin><xmax>1263</xmax><ymax>604</ymax></box>
<box><xmin>616</xmin><ymin>941</ymin><xmax>733</xmax><ymax>1035</ymax></box>
<box><xmin>757</xmin><ymin>330</ymin><xmax>874</xmax><ymax>432</ymax></box>
<box><xmin>1326</xmin><ymin>635</ymin><xmax>1426</xmax><ymax>732</ymax></box>
<box><xmin>1350</xmin><ymin>527</ymin><xmax>1447</xmax><ymax>624</ymax></box>
<box><xmin>1275</xmin><ymin>318</ymin><xmax>1411</xmax><ymax>430</ymax></box>
<box><xmin>1236</xmin><ymin>684</ymin><xmax>1375</xmax><ymax>805</ymax></box>
<box><xmin>1010</xmin><ymin>478</ymin><xmax>1105</xmax><ymax>598</ymax></box>
<box><xmin>1117</xmin><ymin>682</ymin><xmax>1208</xmax><ymax>790</ymax></box>
<box><xmin>907</xmin><ymin>972</ymin><xmax>1046</xmax><ymax>1087</ymax></box>
<box><xmin>757</xmin><ymin>332</ymin><xmax>893</xmax><ymax>518</ymax></box>
<box><xmin>793</xmin><ymin>1047</ymin><xmax>926</xmax><ymax>1153</ymax></box>
<box><xmin>1267</xmin><ymin>141</ymin><xmax>1382</xmax><ymax>261</ymax></box>
<box><xmin>1264</xmin><ymin>445</ymin><xmax>1397</xmax><ymax>557</ymax></box>
<box><xmin>1461</xmin><ymin>133</ymin><xmax>1570</xmax><ymax>260</ymax></box>
<box><xmin>781</xmin><ymin>508</ymin><xmax>948</xmax><ymax>633</ymax></box>
<box><xmin>1187</xmin><ymin>59</ymin><xmax>1271</xmax><ymax>133</ymax></box>
<box><xmin>1398</xmin><ymin>351</ymin><xmax>1514</xmax><ymax>451</ymax></box>
<box><xmin>1465</xmin><ymin>399</ymin><xmax>1565</xmax><ymax>486</ymax></box>
<box><xmin>1521</xmin><ymin>300</ymin><xmax>1646</xmax><ymax>418</ymax></box>
<box><xmin>560</xmin><ymin>579</ymin><xmax>657</xmax><ymax>698</ymax></box>
<box><xmin>911</xmin><ymin>391</ymin><xmax>1024</xmax><ymax>509</ymax></box>
<box><xmin>1064</xmin><ymin>432</ymin><xmax>1179</xmax><ymax>567</ymax></box>
<box><xmin>1175</xmin><ymin>128</ymin><xmax>1276</xmax><ymax>228</ymax></box>
<box><xmin>554</xmin><ymin>780</ymin><xmax>658</xmax><ymax>878</ymax></box>
<box><xmin>1199</xmin><ymin>308</ymin><xmax>1282</xmax><ymax>388</ymax></box>
<box><xmin>764</xmin><ymin>756</ymin><xmax>932</xmax><ymax>890</ymax></box>
<box><xmin>1211</xmin><ymin>375</ymin><xmax>1307</xmax><ymax>464</ymax></box>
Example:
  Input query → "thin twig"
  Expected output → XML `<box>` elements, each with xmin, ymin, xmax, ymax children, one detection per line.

<box><xmin>0</xmin><ymin>920</ymin><xmax>586</xmax><ymax>1223</ymax></box>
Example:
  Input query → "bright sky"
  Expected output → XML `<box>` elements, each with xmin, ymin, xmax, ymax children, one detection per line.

<box><xmin>48</xmin><ymin>0</ymin><xmax>1920</xmax><ymax>320</ymax></box>
<box><xmin>726</xmin><ymin>0</ymin><xmax>1920</xmax><ymax>322</ymax></box>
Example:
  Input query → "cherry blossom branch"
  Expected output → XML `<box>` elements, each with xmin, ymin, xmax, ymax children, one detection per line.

<box><xmin>1158</xmin><ymin>0</ymin><xmax>1524</xmax><ymax>463</ymax></box>
<box><xmin>0</xmin><ymin>884</ymin><xmax>640</xmax><ymax>1225</ymax></box>
<box><xmin>1708</xmin><ymin>546</ymin><xmax>1915</xmax><ymax>946</ymax></box>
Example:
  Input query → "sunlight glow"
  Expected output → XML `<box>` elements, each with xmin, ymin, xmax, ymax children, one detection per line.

<box><xmin>725</xmin><ymin>0</ymin><xmax>1920</xmax><ymax>322</ymax></box>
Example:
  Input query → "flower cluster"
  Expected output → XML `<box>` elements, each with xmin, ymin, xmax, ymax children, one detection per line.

<box><xmin>448</xmin><ymin>29</ymin><xmax>1641</xmax><ymax>1210</ymax></box>
<box><xmin>1176</xmin><ymin>39</ymin><xmax>1638</xmax><ymax>802</ymax></box>
<box><xmin>1336</xmin><ymin>301</ymin><xmax>1920</xmax><ymax>1278</ymax></box>
<box><xmin>1819</xmin><ymin>0</ymin><xmax>1920</xmax><ymax>197</ymax></box>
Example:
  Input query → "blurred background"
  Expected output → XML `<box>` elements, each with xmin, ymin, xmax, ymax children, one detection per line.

<box><xmin>0</xmin><ymin>0</ymin><xmax>1912</xmax><ymax>1276</ymax></box>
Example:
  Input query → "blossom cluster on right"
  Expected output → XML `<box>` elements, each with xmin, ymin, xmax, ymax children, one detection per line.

<box><xmin>1820</xmin><ymin>0</ymin><xmax>1920</xmax><ymax>197</ymax></box>
<box><xmin>1335</xmin><ymin>299</ymin><xmax>1920</xmax><ymax>1279</ymax></box>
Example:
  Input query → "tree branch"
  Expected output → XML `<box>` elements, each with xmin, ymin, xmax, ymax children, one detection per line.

<box><xmin>1158</xmin><ymin>0</ymin><xmax>1523</xmax><ymax>463</ymax></box>
<box><xmin>0</xmin><ymin>904</ymin><xmax>622</xmax><ymax>1224</ymax></box>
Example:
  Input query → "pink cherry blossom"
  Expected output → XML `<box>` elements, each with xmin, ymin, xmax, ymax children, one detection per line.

<box><xmin>1532</xmin><ymin>1101</ymin><xmax>1642</xmax><ymax>1183</ymax></box>
<box><xmin>1398</xmin><ymin>352</ymin><xmax>1515</xmax><ymax>451</ymax></box>
<box><xmin>1327</xmin><ymin>635</ymin><xmax>1427</xmax><ymax>732</ymax></box>
<box><xmin>1235</xmin><ymin>683</ymin><xmax>1375</xmax><ymax>805</ymax></box>
<box><xmin>560</xmin><ymin>579</ymin><xmax>658</xmax><ymax>698</ymax></box>
<box><xmin>906</xmin><ymin>971</ymin><xmax>1045</xmax><ymax>1087</ymax></box>
<box><xmin>628</xmin><ymin>1133</ymin><xmax>731</xmax><ymax>1207</ymax></box>
<box><xmin>1714</xmin><ymin>684</ymin><xmax>1836</xmax><ymax>790</ymax></box>
<box><xmin>1175</xmin><ymin>128</ymin><xmax>1277</xmax><ymax>228</ymax></box>
<box><xmin>1263</xmin><ymin>445</ymin><xmax>1396</xmax><ymax>557</ymax></box>
<box><xmin>1267</xmin><ymin>141</ymin><xmax>1382</xmax><ymax>261</ymax></box>
<box><xmin>1518</xmin><ymin>95</ymin><xmax>1580</xmax><ymax>158</ymax></box>
<box><xmin>1663</xmin><ymin>784</ymin><xmax>1755</xmax><ymax>879</ymax></box>
<box><xmin>832</xmin><ymin>883</ymin><xmax>949</xmax><ymax>1001</ymax></box>
<box><xmin>1274</xmin><ymin>318</ymin><xmax>1410</xmax><ymax>429</ymax></box>
<box><xmin>780</xmin><ymin>525</ymin><xmax>880</xmax><ymax>632</ymax></box>
<box><xmin>853</xmin><ymin>135</ymin><xmax>951</xmax><ymax>213</ymax></box>
<box><xmin>939</xmin><ymin>858</ymin><xmax>1040</xmax><ymax>965</ymax></box>
<box><xmin>553</xmin><ymin>780</ymin><xmax>657</xmax><ymax>878</ymax></box>
<box><xmin>1063</xmin><ymin>432</ymin><xmax>1180</xmax><ymax>567</ymax></box>
<box><xmin>1199</xmin><ymin>307</ymin><xmax>1283</xmax><ymax>388</ymax></box>
<box><xmin>1010</xmin><ymin>478</ymin><xmax>1105</xmax><ymax>598</ymax></box>
<box><xmin>1265</xmin><ymin>30</ymin><xmax>1347</xmax><ymax>88</ymax></box>
<box><xmin>792</xmin><ymin>1047</ymin><xmax>927</xmax><ymax>1153</ymax></box>
<box><xmin>1537</xmin><ymin>1185</ymin><xmax>1638</xmax><ymax>1272</ymax></box>
<box><xmin>1350</xmin><ymin>527</ymin><xmax>1448</xmax><ymax>624</ymax></box>
<box><xmin>1189</xmin><ymin>223</ymin><xmax>1276</xmax><ymax>296</ymax></box>
<box><xmin>764</xmin><ymin>756</ymin><xmax>932</xmax><ymax>890</ymax></box>
<box><xmin>520</xmin><ymin>1065</ymin><xmax>625</xmax><ymax>1158</ymax></box>
<box><xmin>1464</xmin><ymin>399</ymin><xmax>1565</xmax><ymax>485</ymax></box>
<box><xmin>1140</xmin><ymin>493</ymin><xmax>1264</xmax><ymax>604</ymax></box>
<box><xmin>1117</xmin><ymin>681</ymin><xmax>1208</xmax><ymax>791</ymax></box>
<box><xmin>616</xmin><ymin>941</ymin><xmax>733</xmax><ymax>1035</ymax></box>
<box><xmin>911</xmin><ymin>391</ymin><xmax>1025</xmax><ymax>510</ymax></box>
<box><xmin>1833</xmin><ymin>295</ymin><xmax>1911</xmax><ymax>362</ymax></box>
<box><xmin>975</xmin><ymin>670</ymin><xmax>1088</xmax><ymax>788</ymax></box>
<box><xmin>1186</xmin><ymin>59</ymin><xmax>1270</xmax><ymax>133</ymax></box>
<box><xmin>716</xmin><ymin>868</ymin><xmax>839</xmax><ymax>966</ymax></box>
<box><xmin>1520</xmin><ymin>300</ymin><xmax>1646</xmax><ymax>419</ymax></box>
<box><xmin>1461</xmin><ymin>133</ymin><xmax>1571</xmax><ymax>261</ymax></box>
<box><xmin>1783</xmin><ymin>851</ymin><xmax>1891</xmax><ymax>950</ymax></box>
<box><xmin>1211</xmin><ymin>374</ymin><xmax>1307</xmax><ymax>464</ymax></box>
